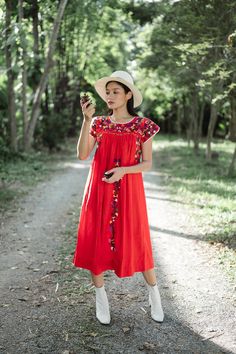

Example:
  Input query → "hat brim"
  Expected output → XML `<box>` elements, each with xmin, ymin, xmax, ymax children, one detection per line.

<box><xmin>94</xmin><ymin>76</ymin><xmax>143</xmax><ymax>108</ymax></box>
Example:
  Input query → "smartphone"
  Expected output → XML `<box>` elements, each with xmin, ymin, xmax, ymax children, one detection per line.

<box><xmin>104</xmin><ymin>172</ymin><xmax>114</xmax><ymax>179</ymax></box>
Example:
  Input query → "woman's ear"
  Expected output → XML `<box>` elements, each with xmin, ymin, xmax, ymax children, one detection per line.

<box><xmin>127</xmin><ymin>91</ymin><xmax>133</xmax><ymax>100</ymax></box>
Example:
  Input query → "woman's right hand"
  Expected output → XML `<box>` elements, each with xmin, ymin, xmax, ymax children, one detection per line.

<box><xmin>81</xmin><ymin>99</ymin><xmax>96</xmax><ymax>122</ymax></box>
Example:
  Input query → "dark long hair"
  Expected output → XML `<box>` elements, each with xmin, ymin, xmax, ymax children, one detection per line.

<box><xmin>105</xmin><ymin>81</ymin><xmax>138</xmax><ymax>116</ymax></box>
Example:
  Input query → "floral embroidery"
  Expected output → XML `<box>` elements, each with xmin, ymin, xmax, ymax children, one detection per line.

<box><xmin>134</xmin><ymin>138</ymin><xmax>142</xmax><ymax>163</ymax></box>
<box><xmin>108</xmin><ymin>157</ymin><xmax>121</xmax><ymax>251</ymax></box>
<box><xmin>89</xmin><ymin>118</ymin><xmax>97</xmax><ymax>138</ymax></box>
<box><xmin>90</xmin><ymin>116</ymin><xmax>160</xmax><ymax>145</ymax></box>
<box><xmin>141</xmin><ymin>118</ymin><xmax>160</xmax><ymax>143</ymax></box>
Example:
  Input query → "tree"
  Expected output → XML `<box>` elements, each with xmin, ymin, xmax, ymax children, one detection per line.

<box><xmin>18</xmin><ymin>0</ymin><xmax>28</xmax><ymax>144</ymax></box>
<box><xmin>24</xmin><ymin>0</ymin><xmax>68</xmax><ymax>150</ymax></box>
<box><xmin>5</xmin><ymin>0</ymin><xmax>17</xmax><ymax>152</ymax></box>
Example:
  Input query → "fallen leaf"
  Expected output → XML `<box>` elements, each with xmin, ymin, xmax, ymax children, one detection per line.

<box><xmin>47</xmin><ymin>269</ymin><xmax>60</xmax><ymax>274</ymax></box>
<box><xmin>207</xmin><ymin>328</ymin><xmax>217</xmax><ymax>332</ymax></box>
<box><xmin>17</xmin><ymin>297</ymin><xmax>28</xmax><ymax>302</ymax></box>
<box><xmin>90</xmin><ymin>332</ymin><xmax>98</xmax><ymax>337</ymax></box>
<box><xmin>86</xmin><ymin>345</ymin><xmax>100</xmax><ymax>351</ymax></box>
<box><xmin>82</xmin><ymin>331</ymin><xmax>98</xmax><ymax>337</ymax></box>
<box><xmin>196</xmin><ymin>309</ymin><xmax>202</xmax><ymax>314</ymax></box>
<box><xmin>55</xmin><ymin>282</ymin><xmax>59</xmax><ymax>293</ymax></box>
<box><xmin>127</xmin><ymin>294</ymin><xmax>138</xmax><ymax>300</ymax></box>
<box><xmin>140</xmin><ymin>307</ymin><xmax>147</xmax><ymax>314</ymax></box>
<box><xmin>202</xmin><ymin>332</ymin><xmax>224</xmax><ymax>341</ymax></box>
<box><xmin>40</xmin><ymin>275</ymin><xmax>50</xmax><ymax>280</ymax></box>
<box><xmin>140</xmin><ymin>342</ymin><xmax>156</xmax><ymax>350</ymax></box>
<box><xmin>122</xmin><ymin>327</ymin><xmax>131</xmax><ymax>333</ymax></box>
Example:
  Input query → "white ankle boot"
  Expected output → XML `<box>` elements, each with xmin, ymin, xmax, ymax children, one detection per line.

<box><xmin>95</xmin><ymin>285</ymin><xmax>111</xmax><ymax>324</ymax></box>
<box><xmin>147</xmin><ymin>283</ymin><xmax>164</xmax><ymax>322</ymax></box>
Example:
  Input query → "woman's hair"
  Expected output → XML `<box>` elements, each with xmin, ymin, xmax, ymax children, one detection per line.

<box><xmin>105</xmin><ymin>81</ymin><xmax>138</xmax><ymax>116</ymax></box>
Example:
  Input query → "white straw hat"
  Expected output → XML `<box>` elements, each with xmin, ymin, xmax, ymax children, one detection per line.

<box><xmin>94</xmin><ymin>70</ymin><xmax>143</xmax><ymax>108</ymax></box>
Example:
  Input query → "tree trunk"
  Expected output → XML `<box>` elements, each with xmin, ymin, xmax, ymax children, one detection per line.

<box><xmin>192</xmin><ymin>91</ymin><xmax>199</xmax><ymax>154</ymax></box>
<box><xmin>188</xmin><ymin>107</ymin><xmax>194</xmax><ymax>148</ymax></box>
<box><xmin>24</xmin><ymin>0</ymin><xmax>68</xmax><ymax>151</ymax></box>
<box><xmin>185</xmin><ymin>106</ymin><xmax>191</xmax><ymax>147</ymax></box>
<box><xmin>176</xmin><ymin>101</ymin><xmax>182</xmax><ymax>137</ymax></box>
<box><xmin>227</xmin><ymin>90</ymin><xmax>236</xmax><ymax>176</ymax></box>
<box><xmin>206</xmin><ymin>102</ymin><xmax>218</xmax><ymax>160</ymax></box>
<box><xmin>32</xmin><ymin>0</ymin><xmax>39</xmax><ymax>59</ymax></box>
<box><xmin>206</xmin><ymin>81</ymin><xmax>223</xmax><ymax>160</ymax></box>
<box><xmin>198</xmin><ymin>101</ymin><xmax>205</xmax><ymax>143</ymax></box>
<box><xmin>18</xmin><ymin>0</ymin><xmax>28</xmax><ymax>147</ymax></box>
<box><xmin>228</xmin><ymin>144</ymin><xmax>236</xmax><ymax>176</ymax></box>
<box><xmin>227</xmin><ymin>92</ymin><xmax>236</xmax><ymax>143</ymax></box>
<box><xmin>5</xmin><ymin>0</ymin><xmax>17</xmax><ymax>152</ymax></box>
<box><xmin>31</xmin><ymin>0</ymin><xmax>41</xmax><ymax>92</ymax></box>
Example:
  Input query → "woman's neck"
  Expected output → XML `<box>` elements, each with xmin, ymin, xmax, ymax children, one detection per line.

<box><xmin>111</xmin><ymin>108</ymin><xmax>133</xmax><ymax>121</ymax></box>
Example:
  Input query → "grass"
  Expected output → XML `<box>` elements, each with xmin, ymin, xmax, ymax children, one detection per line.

<box><xmin>153</xmin><ymin>134</ymin><xmax>236</xmax><ymax>280</ymax></box>
<box><xmin>0</xmin><ymin>138</ymin><xmax>78</xmax><ymax>212</ymax></box>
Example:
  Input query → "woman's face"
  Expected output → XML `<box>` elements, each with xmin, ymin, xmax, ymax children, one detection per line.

<box><xmin>105</xmin><ymin>81</ymin><xmax>132</xmax><ymax>110</ymax></box>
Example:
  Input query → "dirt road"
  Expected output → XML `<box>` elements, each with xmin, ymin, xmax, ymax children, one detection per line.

<box><xmin>0</xmin><ymin>148</ymin><xmax>235</xmax><ymax>354</ymax></box>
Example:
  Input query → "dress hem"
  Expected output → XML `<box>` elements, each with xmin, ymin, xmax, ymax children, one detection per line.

<box><xmin>73</xmin><ymin>262</ymin><xmax>155</xmax><ymax>278</ymax></box>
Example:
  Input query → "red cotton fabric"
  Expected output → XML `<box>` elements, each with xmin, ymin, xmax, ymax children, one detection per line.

<box><xmin>73</xmin><ymin>115</ymin><xmax>160</xmax><ymax>277</ymax></box>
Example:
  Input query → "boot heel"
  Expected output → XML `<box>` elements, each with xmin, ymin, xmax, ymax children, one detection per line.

<box><xmin>148</xmin><ymin>294</ymin><xmax>151</xmax><ymax>306</ymax></box>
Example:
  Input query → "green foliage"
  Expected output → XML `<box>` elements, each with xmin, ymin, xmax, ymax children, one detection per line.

<box><xmin>154</xmin><ymin>135</ymin><xmax>236</xmax><ymax>249</ymax></box>
<box><xmin>1</xmin><ymin>0</ymin><xmax>236</xmax><ymax>157</ymax></box>
<box><xmin>133</xmin><ymin>0</ymin><xmax>236</xmax><ymax>126</ymax></box>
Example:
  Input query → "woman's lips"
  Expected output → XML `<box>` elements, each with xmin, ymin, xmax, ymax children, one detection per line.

<box><xmin>108</xmin><ymin>101</ymin><xmax>114</xmax><ymax>104</ymax></box>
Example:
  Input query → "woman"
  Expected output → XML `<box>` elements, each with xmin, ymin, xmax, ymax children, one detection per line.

<box><xmin>73</xmin><ymin>70</ymin><xmax>164</xmax><ymax>325</ymax></box>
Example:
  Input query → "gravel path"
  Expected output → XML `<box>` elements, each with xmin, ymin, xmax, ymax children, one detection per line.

<box><xmin>0</xmin><ymin>150</ymin><xmax>235</xmax><ymax>354</ymax></box>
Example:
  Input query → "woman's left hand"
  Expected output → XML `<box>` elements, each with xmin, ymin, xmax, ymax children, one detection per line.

<box><xmin>102</xmin><ymin>167</ymin><xmax>125</xmax><ymax>183</ymax></box>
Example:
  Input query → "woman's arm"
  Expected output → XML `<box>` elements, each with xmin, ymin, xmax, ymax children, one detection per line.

<box><xmin>102</xmin><ymin>138</ymin><xmax>153</xmax><ymax>183</ymax></box>
<box><xmin>123</xmin><ymin>138</ymin><xmax>153</xmax><ymax>173</ymax></box>
<box><xmin>77</xmin><ymin>119</ymin><xmax>96</xmax><ymax>160</ymax></box>
<box><xmin>77</xmin><ymin>100</ymin><xmax>96</xmax><ymax>160</ymax></box>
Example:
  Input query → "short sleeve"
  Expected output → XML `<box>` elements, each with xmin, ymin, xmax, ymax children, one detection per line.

<box><xmin>141</xmin><ymin>118</ymin><xmax>160</xmax><ymax>143</ymax></box>
<box><xmin>89</xmin><ymin>117</ymin><xmax>98</xmax><ymax>138</ymax></box>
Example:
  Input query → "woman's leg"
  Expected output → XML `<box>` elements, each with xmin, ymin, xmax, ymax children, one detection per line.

<box><xmin>91</xmin><ymin>271</ymin><xmax>104</xmax><ymax>287</ymax></box>
<box><xmin>142</xmin><ymin>268</ymin><xmax>157</xmax><ymax>286</ymax></box>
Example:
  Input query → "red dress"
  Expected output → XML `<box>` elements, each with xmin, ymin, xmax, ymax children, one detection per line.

<box><xmin>73</xmin><ymin>115</ymin><xmax>160</xmax><ymax>277</ymax></box>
